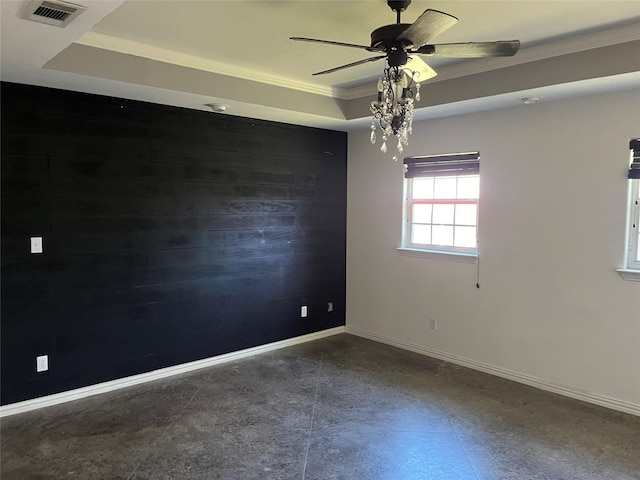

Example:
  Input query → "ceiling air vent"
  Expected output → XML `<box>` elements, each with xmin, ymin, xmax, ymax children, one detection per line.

<box><xmin>22</xmin><ymin>0</ymin><xmax>86</xmax><ymax>28</ymax></box>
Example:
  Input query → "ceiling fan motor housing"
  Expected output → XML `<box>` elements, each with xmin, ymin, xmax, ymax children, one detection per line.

<box><xmin>370</xmin><ymin>23</ymin><xmax>412</xmax><ymax>48</ymax></box>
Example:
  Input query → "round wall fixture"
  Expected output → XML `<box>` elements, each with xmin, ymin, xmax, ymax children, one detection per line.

<box><xmin>206</xmin><ymin>103</ymin><xmax>228</xmax><ymax>113</ymax></box>
<box><xmin>521</xmin><ymin>96</ymin><xmax>540</xmax><ymax>105</ymax></box>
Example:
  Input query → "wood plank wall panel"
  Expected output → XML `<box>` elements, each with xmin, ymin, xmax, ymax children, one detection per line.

<box><xmin>1</xmin><ymin>82</ymin><xmax>347</xmax><ymax>405</ymax></box>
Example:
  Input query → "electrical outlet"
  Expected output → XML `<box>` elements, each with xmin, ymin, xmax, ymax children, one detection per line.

<box><xmin>30</xmin><ymin>236</ymin><xmax>43</xmax><ymax>254</ymax></box>
<box><xmin>327</xmin><ymin>302</ymin><xmax>333</xmax><ymax>312</ymax></box>
<box><xmin>301</xmin><ymin>305</ymin><xmax>308</xmax><ymax>318</ymax></box>
<box><xmin>36</xmin><ymin>355</ymin><xmax>48</xmax><ymax>372</ymax></box>
<box><xmin>429</xmin><ymin>318</ymin><xmax>438</xmax><ymax>331</ymax></box>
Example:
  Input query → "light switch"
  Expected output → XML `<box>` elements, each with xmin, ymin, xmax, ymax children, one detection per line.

<box><xmin>30</xmin><ymin>236</ymin><xmax>43</xmax><ymax>254</ymax></box>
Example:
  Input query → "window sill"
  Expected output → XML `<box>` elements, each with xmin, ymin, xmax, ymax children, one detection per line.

<box><xmin>397</xmin><ymin>247</ymin><xmax>478</xmax><ymax>263</ymax></box>
<box><xmin>616</xmin><ymin>268</ymin><xmax>640</xmax><ymax>282</ymax></box>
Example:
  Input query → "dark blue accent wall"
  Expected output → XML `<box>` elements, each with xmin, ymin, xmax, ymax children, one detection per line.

<box><xmin>1</xmin><ymin>82</ymin><xmax>347</xmax><ymax>405</ymax></box>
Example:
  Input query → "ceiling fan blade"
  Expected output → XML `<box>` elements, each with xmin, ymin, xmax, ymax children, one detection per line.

<box><xmin>415</xmin><ymin>41</ymin><xmax>521</xmax><ymax>57</ymax></box>
<box><xmin>397</xmin><ymin>9</ymin><xmax>459</xmax><ymax>48</ymax></box>
<box><xmin>403</xmin><ymin>56</ymin><xmax>438</xmax><ymax>81</ymax></box>
<box><xmin>290</xmin><ymin>37</ymin><xmax>384</xmax><ymax>53</ymax></box>
<box><xmin>312</xmin><ymin>56</ymin><xmax>386</xmax><ymax>76</ymax></box>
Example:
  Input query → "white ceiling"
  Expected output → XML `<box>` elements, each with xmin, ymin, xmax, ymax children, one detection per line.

<box><xmin>1</xmin><ymin>0</ymin><xmax>639</xmax><ymax>130</ymax></box>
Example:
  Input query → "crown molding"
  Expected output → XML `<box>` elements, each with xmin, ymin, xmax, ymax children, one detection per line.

<box><xmin>75</xmin><ymin>31</ymin><xmax>349</xmax><ymax>100</ymax></box>
<box><xmin>72</xmin><ymin>21</ymin><xmax>639</xmax><ymax>103</ymax></box>
<box><xmin>344</xmin><ymin>22</ymin><xmax>640</xmax><ymax>100</ymax></box>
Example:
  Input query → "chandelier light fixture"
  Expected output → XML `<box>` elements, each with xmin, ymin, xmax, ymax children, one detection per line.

<box><xmin>370</xmin><ymin>63</ymin><xmax>421</xmax><ymax>159</ymax></box>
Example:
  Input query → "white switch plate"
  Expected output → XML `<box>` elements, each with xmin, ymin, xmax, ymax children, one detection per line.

<box><xmin>301</xmin><ymin>305</ymin><xmax>308</xmax><ymax>318</ymax></box>
<box><xmin>36</xmin><ymin>355</ymin><xmax>48</xmax><ymax>372</ymax></box>
<box><xmin>327</xmin><ymin>302</ymin><xmax>334</xmax><ymax>312</ymax></box>
<box><xmin>30</xmin><ymin>236</ymin><xmax>43</xmax><ymax>254</ymax></box>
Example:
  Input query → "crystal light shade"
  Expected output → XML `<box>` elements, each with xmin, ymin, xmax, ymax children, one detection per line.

<box><xmin>370</xmin><ymin>63</ymin><xmax>421</xmax><ymax>160</ymax></box>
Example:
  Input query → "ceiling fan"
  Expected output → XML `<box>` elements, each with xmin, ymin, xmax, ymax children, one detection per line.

<box><xmin>292</xmin><ymin>0</ymin><xmax>521</xmax><ymax>157</ymax></box>
<box><xmin>290</xmin><ymin>0</ymin><xmax>521</xmax><ymax>79</ymax></box>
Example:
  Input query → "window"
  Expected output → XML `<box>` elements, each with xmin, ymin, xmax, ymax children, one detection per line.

<box><xmin>622</xmin><ymin>139</ymin><xmax>640</xmax><ymax>277</ymax></box>
<box><xmin>401</xmin><ymin>152</ymin><xmax>479</xmax><ymax>258</ymax></box>
<box><xmin>626</xmin><ymin>178</ymin><xmax>640</xmax><ymax>269</ymax></box>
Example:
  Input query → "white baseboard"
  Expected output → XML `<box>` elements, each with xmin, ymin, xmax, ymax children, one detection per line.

<box><xmin>0</xmin><ymin>326</ymin><xmax>345</xmax><ymax>418</ymax></box>
<box><xmin>346</xmin><ymin>325</ymin><xmax>640</xmax><ymax>417</ymax></box>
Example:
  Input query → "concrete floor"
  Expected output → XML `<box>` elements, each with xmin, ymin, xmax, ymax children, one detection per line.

<box><xmin>1</xmin><ymin>334</ymin><xmax>639</xmax><ymax>479</ymax></box>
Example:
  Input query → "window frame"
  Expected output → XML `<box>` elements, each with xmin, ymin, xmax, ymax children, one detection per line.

<box><xmin>624</xmin><ymin>178</ymin><xmax>640</xmax><ymax>271</ymax></box>
<box><xmin>401</xmin><ymin>173</ymin><xmax>479</xmax><ymax>259</ymax></box>
<box><xmin>617</xmin><ymin>139</ymin><xmax>640</xmax><ymax>281</ymax></box>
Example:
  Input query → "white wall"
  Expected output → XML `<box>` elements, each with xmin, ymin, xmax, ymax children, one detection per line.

<box><xmin>347</xmin><ymin>89</ymin><xmax>640</xmax><ymax>412</ymax></box>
